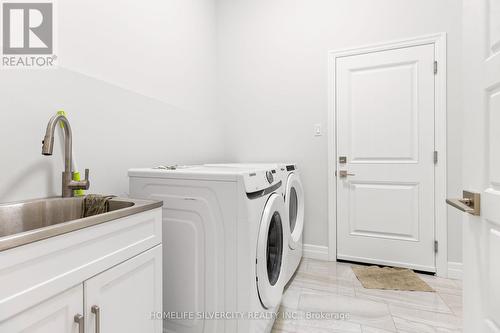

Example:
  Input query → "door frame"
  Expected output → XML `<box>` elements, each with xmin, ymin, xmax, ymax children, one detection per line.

<box><xmin>327</xmin><ymin>33</ymin><xmax>448</xmax><ymax>276</ymax></box>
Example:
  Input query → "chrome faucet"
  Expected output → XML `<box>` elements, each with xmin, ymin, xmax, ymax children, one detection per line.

<box><xmin>42</xmin><ymin>114</ymin><xmax>90</xmax><ymax>197</ymax></box>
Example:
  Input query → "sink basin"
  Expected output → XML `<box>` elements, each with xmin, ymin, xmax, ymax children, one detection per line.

<box><xmin>0</xmin><ymin>197</ymin><xmax>133</xmax><ymax>237</ymax></box>
<box><xmin>0</xmin><ymin>196</ymin><xmax>162</xmax><ymax>252</ymax></box>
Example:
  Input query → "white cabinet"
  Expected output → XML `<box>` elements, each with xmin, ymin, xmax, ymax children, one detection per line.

<box><xmin>0</xmin><ymin>245</ymin><xmax>161</xmax><ymax>333</ymax></box>
<box><xmin>85</xmin><ymin>245</ymin><xmax>163</xmax><ymax>333</ymax></box>
<box><xmin>0</xmin><ymin>208</ymin><xmax>163</xmax><ymax>333</ymax></box>
<box><xmin>0</xmin><ymin>284</ymin><xmax>83</xmax><ymax>333</ymax></box>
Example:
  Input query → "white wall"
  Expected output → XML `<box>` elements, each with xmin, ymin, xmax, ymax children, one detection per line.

<box><xmin>0</xmin><ymin>0</ymin><xmax>222</xmax><ymax>202</ymax></box>
<box><xmin>216</xmin><ymin>0</ymin><xmax>464</xmax><ymax>263</ymax></box>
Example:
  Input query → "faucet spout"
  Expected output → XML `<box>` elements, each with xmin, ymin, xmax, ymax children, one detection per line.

<box><xmin>42</xmin><ymin>114</ymin><xmax>89</xmax><ymax>197</ymax></box>
<box><xmin>42</xmin><ymin>114</ymin><xmax>72</xmax><ymax>175</ymax></box>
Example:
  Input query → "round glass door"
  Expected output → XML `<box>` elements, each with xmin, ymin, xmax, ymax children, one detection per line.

<box><xmin>266</xmin><ymin>211</ymin><xmax>283</xmax><ymax>286</ymax></box>
<box><xmin>256</xmin><ymin>193</ymin><xmax>286</xmax><ymax>309</ymax></box>
<box><xmin>289</xmin><ymin>187</ymin><xmax>298</xmax><ymax>233</ymax></box>
<box><xmin>285</xmin><ymin>173</ymin><xmax>304</xmax><ymax>250</ymax></box>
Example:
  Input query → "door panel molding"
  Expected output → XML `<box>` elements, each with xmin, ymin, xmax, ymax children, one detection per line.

<box><xmin>348</xmin><ymin>181</ymin><xmax>420</xmax><ymax>242</ymax></box>
<box><xmin>349</xmin><ymin>60</ymin><xmax>419</xmax><ymax>164</ymax></box>
<box><xmin>487</xmin><ymin>0</ymin><xmax>500</xmax><ymax>56</ymax></box>
<box><xmin>327</xmin><ymin>33</ymin><xmax>448</xmax><ymax>277</ymax></box>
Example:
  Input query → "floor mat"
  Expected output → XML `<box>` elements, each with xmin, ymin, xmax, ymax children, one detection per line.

<box><xmin>352</xmin><ymin>266</ymin><xmax>434</xmax><ymax>292</ymax></box>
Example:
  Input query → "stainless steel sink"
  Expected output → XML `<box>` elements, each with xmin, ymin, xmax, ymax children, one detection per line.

<box><xmin>0</xmin><ymin>196</ymin><xmax>162</xmax><ymax>252</ymax></box>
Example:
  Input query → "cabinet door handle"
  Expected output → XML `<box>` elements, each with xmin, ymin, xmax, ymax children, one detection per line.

<box><xmin>91</xmin><ymin>305</ymin><xmax>101</xmax><ymax>333</ymax></box>
<box><xmin>74</xmin><ymin>314</ymin><xmax>84</xmax><ymax>333</ymax></box>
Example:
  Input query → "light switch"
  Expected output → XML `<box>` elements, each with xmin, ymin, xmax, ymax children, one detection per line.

<box><xmin>314</xmin><ymin>124</ymin><xmax>322</xmax><ymax>136</ymax></box>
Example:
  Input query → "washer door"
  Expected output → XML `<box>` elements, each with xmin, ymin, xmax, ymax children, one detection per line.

<box><xmin>256</xmin><ymin>193</ymin><xmax>286</xmax><ymax>309</ymax></box>
<box><xmin>285</xmin><ymin>173</ymin><xmax>304</xmax><ymax>250</ymax></box>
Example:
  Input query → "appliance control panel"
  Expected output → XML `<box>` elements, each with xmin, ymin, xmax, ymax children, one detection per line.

<box><xmin>243</xmin><ymin>169</ymin><xmax>280</xmax><ymax>193</ymax></box>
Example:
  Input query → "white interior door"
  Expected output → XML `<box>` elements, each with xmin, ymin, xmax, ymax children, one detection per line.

<box><xmin>459</xmin><ymin>0</ymin><xmax>500</xmax><ymax>330</ymax></box>
<box><xmin>336</xmin><ymin>43</ymin><xmax>437</xmax><ymax>272</ymax></box>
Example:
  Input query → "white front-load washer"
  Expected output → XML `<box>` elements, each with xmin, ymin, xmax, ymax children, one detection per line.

<box><xmin>204</xmin><ymin>163</ymin><xmax>304</xmax><ymax>284</ymax></box>
<box><xmin>129</xmin><ymin>165</ymin><xmax>288</xmax><ymax>333</ymax></box>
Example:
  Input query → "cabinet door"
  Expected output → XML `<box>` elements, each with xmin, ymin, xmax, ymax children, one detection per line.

<box><xmin>84</xmin><ymin>245</ymin><xmax>162</xmax><ymax>333</ymax></box>
<box><xmin>0</xmin><ymin>284</ymin><xmax>83</xmax><ymax>333</ymax></box>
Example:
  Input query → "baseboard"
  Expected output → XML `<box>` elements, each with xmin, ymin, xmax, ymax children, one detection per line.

<box><xmin>303</xmin><ymin>244</ymin><xmax>329</xmax><ymax>261</ymax></box>
<box><xmin>447</xmin><ymin>261</ymin><xmax>463</xmax><ymax>280</ymax></box>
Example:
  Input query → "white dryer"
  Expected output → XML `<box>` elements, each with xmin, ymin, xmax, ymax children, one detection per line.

<box><xmin>281</xmin><ymin>164</ymin><xmax>304</xmax><ymax>283</ymax></box>
<box><xmin>129</xmin><ymin>165</ymin><xmax>288</xmax><ymax>333</ymax></box>
<box><xmin>205</xmin><ymin>163</ymin><xmax>304</xmax><ymax>284</ymax></box>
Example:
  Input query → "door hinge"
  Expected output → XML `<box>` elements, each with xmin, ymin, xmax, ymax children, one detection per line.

<box><xmin>434</xmin><ymin>61</ymin><xmax>438</xmax><ymax>74</ymax></box>
<box><xmin>434</xmin><ymin>151</ymin><xmax>438</xmax><ymax>164</ymax></box>
<box><xmin>434</xmin><ymin>240</ymin><xmax>439</xmax><ymax>253</ymax></box>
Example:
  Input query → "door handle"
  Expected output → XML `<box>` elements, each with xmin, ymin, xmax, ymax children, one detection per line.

<box><xmin>91</xmin><ymin>305</ymin><xmax>101</xmax><ymax>333</ymax></box>
<box><xmin>74</xmin><ymin>314</ymin><xmax>84</xmax><ymax>333</ymax></box>
<box><xmin>446</xmin><ymin>191</ymin><xmax>480</xmax><ymax>216</ymax></box>
<box><xmin>338</xmin><ymin>170</ymin><xmax>355</xmax><ymax>178</ymax></box>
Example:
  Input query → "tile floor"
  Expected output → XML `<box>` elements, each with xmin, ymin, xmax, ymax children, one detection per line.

<box><xmin>272</xmin><ymin>258</ymin><xmax>462</xmax><ymax>333</ymax></box>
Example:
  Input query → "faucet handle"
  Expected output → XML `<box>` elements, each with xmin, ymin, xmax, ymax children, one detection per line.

<box><xmin>67</xmin><ymin>169</ymin><xmax>90</xmax><ymax>191</ymax></box>
<box><xmin>83</xmin><ymin>168</ymin><xmax>90</xmax><ymax>190</ymax></box>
